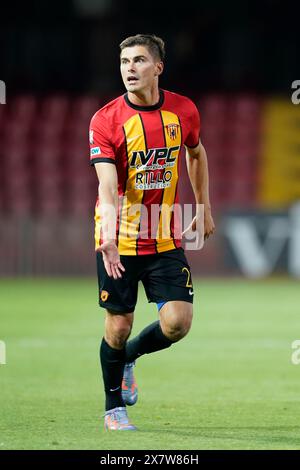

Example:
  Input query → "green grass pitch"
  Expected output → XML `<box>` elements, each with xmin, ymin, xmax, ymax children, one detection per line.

<box><xmin>1</xmin><ymin>277</ymin><xmax>300</xmax><ymax>450</ymax></box>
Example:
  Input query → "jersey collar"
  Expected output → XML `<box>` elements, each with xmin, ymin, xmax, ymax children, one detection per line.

<box><xmin>124</xmin><ymin>89</ymin><xmax>164</xmax><ymax>111</ymax></box>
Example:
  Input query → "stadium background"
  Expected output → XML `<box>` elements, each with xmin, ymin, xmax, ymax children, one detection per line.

<box><xmin>1</xmin><ymin>0</ymin><xmax>300</xmax><ymax>450</ymax></box>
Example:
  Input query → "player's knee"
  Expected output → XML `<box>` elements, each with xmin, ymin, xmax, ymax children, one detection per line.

<box><xmin>105</xmin><ymin>312</ymin><xmax>133</xmax><ymax>348</ymax></box>
<box><xmin>106</xmin><ymin>324</ymin><xmax>131</xmax><ymax>349</ymax></box>
<box><xmin>162</xmin><ymin>310</ymin><xmax>193</xmax><ymax>342</ymax></box>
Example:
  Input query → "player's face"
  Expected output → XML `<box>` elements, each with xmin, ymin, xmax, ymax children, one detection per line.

<box><xmin>120</xmin><ymin>45</ymin><xmax>163</xmax><ymax>93</ymax></box>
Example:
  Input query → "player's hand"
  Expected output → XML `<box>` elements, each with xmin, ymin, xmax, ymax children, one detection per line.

<box><xmin>203</xmin><ymin>207</ymin><xmax>215</xmax><ymax>240</ymax></box>
<box><xmin>181</xmin><ymin>215</ymin><xmax>201</xmax><ymax>239</ymax></box>
<box><xmin>182</xmin><ymin>208</ymin><xmax>215</xmax><ymax>241</ymax></box>
<box><xmin>97</xmin><ymin>241</ymin><xmax>125</xmax><ymax>279</ymax></box>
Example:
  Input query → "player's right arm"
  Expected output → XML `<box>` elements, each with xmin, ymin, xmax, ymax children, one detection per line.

<box><xmin>94</xmin><ymin>162</ymin><xmax>125</xmax><ymax>279</ymax></box>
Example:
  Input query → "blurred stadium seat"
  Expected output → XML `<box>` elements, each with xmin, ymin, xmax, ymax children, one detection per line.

<box><xmin>70</xmin><ymin>95</ymin><xmax>101</xmax><ymax>120</ymax></box>
<box><xmin>40</xmin><ymin>95</ymin><xmax>70</xmax><ymax>121</ymax></box>
<box><xmin>199</xmin><ymin>93</ymin><xmax>261</xmax><ymax>209</ymax></box>
<box><xmin>10</xmin><ymin>95</ymin><xmax>38</xmax><ymax>121</ymax></box>
<box><xmin>2</xmin><ymin>93</ymin><xmax>260</xmax><ymax>216</ymax></box>
<box><xmin>0</xmin><ymin>92</ymin><xmax>270</xmax><ymax>218</ymax></box>
<box><xmin>1</xmin><ymin>93</ymin><xmax>299</xmax><ymax>277</ymax></box>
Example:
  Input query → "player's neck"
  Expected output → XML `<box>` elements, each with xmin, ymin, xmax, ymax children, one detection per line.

<box><xmin>127</xmin><ymin>87</ymin><xmax>160</xmax><ymax>107</ymax></box>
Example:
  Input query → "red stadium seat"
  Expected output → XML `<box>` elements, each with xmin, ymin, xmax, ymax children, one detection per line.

<box><xmin>33</xmin><ymin>142</ymin><xmax>62</xmax><ymax>172</ymax></box>
<box><xmin>36</xmin><ymin>196</ymin><xmax>64</xmax><ymax>216</ymax></box>
<box><xmin>2</xmin><ymin>142</ymin><xmax>29</xmax><ymax>168</ymax></box>
<box><xmin>39</xmin><ymin>95</ymin><xmax>70</xmax><ymax>126</ymax></box>
<box><xmin>199</xmin><ymin>94</ymin><xmax>227</xmax><ymax>117</ymax></box>
<box><xmin>229</xmin><ymin>94</ymin><xmax>261</xmax><ymax>121</ymax></box>
<box><xmin>33</xmin><ymin>118</ymin><xmax>64</xmax><ymax>142</ymax></box>
<box><xmin>64</xmin><ymin>120</ymin><xmax>89</xmax><ymax>143</ymax></box>
<box><xmin>34</xmin><ymin>172</ymin><xmax>63</xmax><ymax>216</ymax></box>
<box><xmin>3</xmin><ymin>118</ymin><xmax>32</xmax><ymax>144</ymax></box>
<box><xmin>0</xmin><ymin>93</ymin><xmax>262</xmax><ymax>218</ymax></box>
<box><xmin>67</xmin><ymin>195</ymin><xmax>94</xmax><ymax>216</ymax></box>
<box><xmin>70</xmin><ymin>95</ymin><xmax>101</xmax><ymax>121</ymax></box>
<box><xmin>201</xmin><ymin>125</ymin><xmax>225</xmax><ymax>147</ymax></box>
<box><xmin>6</xmin><ymin>176</ymin><xmax>32</xmax><ymax>215</ymax></box>
<box><xmin>8</xmin><ymin>198</ymin><xmax>32</xmax><ymax>215</ymax></box>
<box><xmin>63</xmin><ymin>140</ymin><xmax>91</xmax><ymax>169</ymax></box>
<box><xmin>10</xmin><ymin>95</ymin><xmax>38</xmax><ymax>121</ymax></box>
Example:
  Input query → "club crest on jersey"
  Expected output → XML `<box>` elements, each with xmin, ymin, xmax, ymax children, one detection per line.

<box><xmin>166</xmin><ymin>123</ymin><xmax>179</xmax><ymax>140</ymax></box>
<box><xmin>100</xmin><ymin>290</ymin><xmax>109</xmax><ymax>302</ymax></box>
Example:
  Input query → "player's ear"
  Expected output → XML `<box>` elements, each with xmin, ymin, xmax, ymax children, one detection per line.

<box><xmin>155</xmin><ymin>61</ymin><xmax>164</xmax><ymax>76</ymax></box>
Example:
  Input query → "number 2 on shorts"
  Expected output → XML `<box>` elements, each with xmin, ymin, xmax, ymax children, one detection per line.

<box><xmin>182</xmin><ymin>267</ymin><xmax>192</xmax><ymax>288</ymax></box>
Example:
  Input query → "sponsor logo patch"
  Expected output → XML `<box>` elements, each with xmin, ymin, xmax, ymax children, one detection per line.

<box><xmin>90</xmin><ymin>146</ymin><xmax>101</xmax><ymax>156</ymax></box>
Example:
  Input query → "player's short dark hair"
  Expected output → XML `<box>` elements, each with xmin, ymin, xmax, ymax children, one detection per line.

<box><xmin>119</xmin><ymin>34</ymin><xmax>165</xmax><ymax>62</ymax></box>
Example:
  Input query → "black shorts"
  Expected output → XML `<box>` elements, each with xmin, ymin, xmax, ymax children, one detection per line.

<box><xmin>96</xmin><ymin>247</ymin><xmax>194</xmax><ymax>313</ymax></box>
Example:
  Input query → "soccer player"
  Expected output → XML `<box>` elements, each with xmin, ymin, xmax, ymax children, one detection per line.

<box><xmin>89</xmin><ymin>34</ymin><xmax>215</xmax><ymax>431</ymax></box>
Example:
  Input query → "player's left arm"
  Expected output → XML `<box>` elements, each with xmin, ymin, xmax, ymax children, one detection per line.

<box><xmin>184</xmin><ymin>140</ymin><xmax>215</xmax><ymax>240</ymax></box>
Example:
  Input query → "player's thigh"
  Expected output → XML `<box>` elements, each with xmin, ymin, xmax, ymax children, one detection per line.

<box><xmin>142</xmin><ymin>247</ymin><xmax>194</xmax><ymax>305</ymax></box>
<box><xmin>96</xmin><ymin>251</ymin><xmax>138</xmax><ymax>313</ymax></box>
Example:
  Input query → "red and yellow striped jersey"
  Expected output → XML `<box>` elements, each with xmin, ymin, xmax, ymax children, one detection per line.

<box><xmin>89</xmin><ymin>89</ymin><xmax>200</xmax><ymax>255</ymax></box>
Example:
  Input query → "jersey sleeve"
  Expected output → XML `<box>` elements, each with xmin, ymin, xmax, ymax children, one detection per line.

<box><xmin>89</xmin><ymin>112</ymin><xmax>116</xmax><ymax>165</ymax></box>
<box><xmin>184</xmin><ymin>100</ymin><xmax>201</xmax><ymax>149</ymax></box>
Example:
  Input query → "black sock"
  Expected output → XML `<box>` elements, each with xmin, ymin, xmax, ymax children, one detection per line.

<box><xmin>100</xmin><ymin>337</ymin><xmax>126</xmax><ymax>411</ymax></box>
<box><xmin>125</xmin><ymin>321</ymin><xmax>173</xmax><ymax>363</ymax></box>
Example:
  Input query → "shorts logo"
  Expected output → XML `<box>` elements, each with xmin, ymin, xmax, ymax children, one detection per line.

<box><xmin>90</xmin><ymin>146</ymin><xmax>101</xmax><ymax>156</ymax></box>
<box><xmin>166</xmin><ymin>123</ymin><xmax>179</xmax><ymax>140</ymax></box>
<box><xmin>100</xmin><ymin>290</ymin><xmax>109</xmax><ymax>302</ymax></box>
